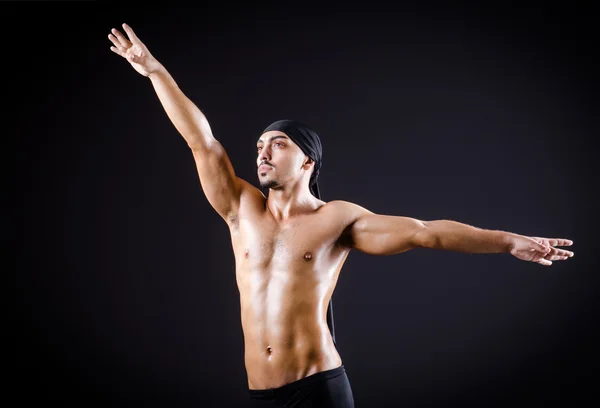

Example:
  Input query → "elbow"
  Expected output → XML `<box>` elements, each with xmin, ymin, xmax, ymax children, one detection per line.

<box><xmin>185</xmin><ymin>116</ymin><xmax>217</xmax><ymax>150</ymax></box>
<box><xmin>412</xmin><ymin>223</ymin><xmax>440</xmax><ymax>249</ymax></box>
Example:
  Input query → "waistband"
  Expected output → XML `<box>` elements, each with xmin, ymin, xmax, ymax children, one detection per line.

<box><xmin>249</xmin><ymin>365</ymin><xmax>346</xmax><ymax>399</ymax></box>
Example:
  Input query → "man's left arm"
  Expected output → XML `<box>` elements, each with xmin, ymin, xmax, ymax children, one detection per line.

<box><xmin>340</xmin><ymin>202</ymin><xmax>574</xmax><ymax>266</ymax></box>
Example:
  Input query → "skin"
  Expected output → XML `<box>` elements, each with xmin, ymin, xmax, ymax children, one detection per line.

<box><xmin>109</xmin><ymin>24</ymin><xmax>575</xmax><ymax>390</ymax></box>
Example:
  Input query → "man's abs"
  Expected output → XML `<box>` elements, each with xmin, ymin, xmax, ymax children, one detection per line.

<box><xmin>239</xmin><ymin>273</ymin><xmax>343</xmax><ymax>390</ymax></box>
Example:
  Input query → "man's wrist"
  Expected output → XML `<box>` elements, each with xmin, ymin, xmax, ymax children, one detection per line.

<box><xmin>147</xmin><ymin>62</ymin><xmax>167</xmax><ymax>79</ymax></box>
<box><xmin>501</xmin><ymin>231</ymin><xmax>521</xmax><ymax>253</ymax></box>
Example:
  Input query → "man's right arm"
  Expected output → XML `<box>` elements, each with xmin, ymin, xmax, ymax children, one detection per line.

<box><xmin>108</xmin><ymin>23</ymin><xmax>251</xmax><ymax>223</ymax></box>
<box><xmin>148</xmin><ymin>67</ymin><xmax>244</xmax><ymax>222</ymax></box>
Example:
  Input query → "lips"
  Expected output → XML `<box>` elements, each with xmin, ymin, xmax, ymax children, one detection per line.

<box><xmin>258</xmin><ymin>164</ymin><xmax>273</xmax><ymax>172</ymax></box>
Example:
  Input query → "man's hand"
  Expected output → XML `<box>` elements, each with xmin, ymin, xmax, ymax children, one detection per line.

<box><xmin>108</xmin><ymin>23</ymin><xmax>162</xmax><ymax>77</ymax></box>
<box><xmin>509</xmin><ymin>236</ymin><xmax>574</xmax><ymax>266</ymax></box>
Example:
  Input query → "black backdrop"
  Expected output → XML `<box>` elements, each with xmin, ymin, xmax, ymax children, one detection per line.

<box><xmin>10</xmin><ymin>2</ymin><xmax>598</xmax><ymax>407</ymax></box>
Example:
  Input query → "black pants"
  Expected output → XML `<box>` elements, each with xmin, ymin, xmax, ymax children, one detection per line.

<box><xmin>248</xmin><ymin>365</ymin><xmax>355</xmax><ymax>408</ymax></box>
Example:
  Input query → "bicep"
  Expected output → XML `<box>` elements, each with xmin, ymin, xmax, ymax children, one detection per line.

<box><xmin>191</xmin><ymin>141</ymin><xmax>246</xmax><ymax>222</ymax></box>
<box><xmin>347</xmin><ymin>207</ymin><xmax>429</xmax><ymax>255</ymax></box>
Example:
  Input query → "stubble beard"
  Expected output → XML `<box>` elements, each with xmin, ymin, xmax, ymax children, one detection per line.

<box><xmin>259</xmin><ymin>177</ymin><xmax>282</xmax><ymax>190</ymax></box>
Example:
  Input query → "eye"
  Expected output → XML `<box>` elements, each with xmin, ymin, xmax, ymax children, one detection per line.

<box><xmin>274</xmin><ymin>142</ymin><xmax>284</xmax><ymax>147</ymax></box>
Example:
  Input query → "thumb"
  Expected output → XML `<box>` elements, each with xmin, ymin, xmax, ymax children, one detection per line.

<box><xmin>529</xmin><ymin>239</ymin><xmax>549</xmax><ymax>253</ymax></box>
<box><xmin>126</xmin><ymin>50</ymin><xmax>142</xmax><ymax>63</ymax></box>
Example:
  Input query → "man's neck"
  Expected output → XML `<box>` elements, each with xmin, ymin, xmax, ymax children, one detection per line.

<box><xmin>266</xmin><ymin>187</ymin><xmax>319</xmax><ymax>221</ymax></box>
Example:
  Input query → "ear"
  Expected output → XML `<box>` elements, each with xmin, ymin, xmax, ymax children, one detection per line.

<box><xmin>302</xmin><ymin>156</ymin><xmax>315</xmax><ymax>170</ymax></box>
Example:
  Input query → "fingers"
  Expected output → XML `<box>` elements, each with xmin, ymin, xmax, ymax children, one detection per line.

<box><xmin>536</xmin><ymin>258</ymin><xmax>553</xmax><ymax>266</ymax></box>
<box><xmin>540</xmin><ymin>238</ymin><xmax>573</xmax><ymax>247</ymax></box>
<box><xmin>544</xmin><ymin>254</ymin><xmax>570</xmax><ymax>261</ymax></box>
<box><xmin>108</xmin><ymin>33</ymin><xmax>127</xmax><ymax>53</ymax></box>
<box><xmin>538</xmin><ymin>246</ymin><xmax>575</xmax><ymax>263</ymax></box>
<box><xmin>549</xmin><ymin>247</ymin><xmax>574</xmax><ymax>258</ymax></box>
<box><xmin>547</xmin><ymin>238</ymin><xmax>573</xmax><ymax>247</ymax></box>
<box><xmin>533</xmin><ymin>237</ymin><xmax>574</xmax><ymax>247</ymax></box>
<box><xmin>109</xmin><ymin>46</ymin><xmax>125</xmax><ymax>58</ymax></box>
<box><xmin>122</xmin><ymin>23</ymin><xmax>140</xmax><ymax>43</ymax></box>
<box><xmin>111</xmin><ymin>28</ymin><xmax>132</xmax><ymax>48</ymax></box>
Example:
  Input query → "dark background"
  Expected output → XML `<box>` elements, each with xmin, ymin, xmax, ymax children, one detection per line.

<box><xmin>10</xmin><ymin>2</ymin><xmax>598</xmax><ymax>407</ymax></box>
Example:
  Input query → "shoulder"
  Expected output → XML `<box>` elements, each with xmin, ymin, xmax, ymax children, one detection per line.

<box><xmin>322</xmin><ymin>200</ymin><xmax>373</xmax><ymax>215</ymax></box>
<box><xmin>227</xmin><ymin>178</ymin><xmax>266</xmax><ymax>226</ymax></box>
<box><xmin>319</xmin><ymin>199</ymin><xmax>374</xmax><ymax>226</ymax></box>
<box><xmin>238</xmin><ymin>178</ymin><xmax>266</xmax><ymax>202</ymax></box>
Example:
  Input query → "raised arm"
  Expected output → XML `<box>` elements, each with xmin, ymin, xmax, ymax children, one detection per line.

<box><xmin>337</xmin><ymin>201</ymin><xmax>574</xmax><ymax>266</ymax></box>
<box><xmin>108</xmin><ymin>23</ymin><xmax>252</xmax><ymax>223</ymax></box>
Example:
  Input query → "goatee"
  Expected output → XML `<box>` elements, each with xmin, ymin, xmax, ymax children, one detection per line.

<box><xmin>259</xmin><ymin>179</ymin><xmax>281</xmax><ymax>189</ymax></box>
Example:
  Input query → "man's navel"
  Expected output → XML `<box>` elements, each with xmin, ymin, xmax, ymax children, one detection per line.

<box><xmin>265</xmin><ymin>345</ymin><xmax>273</xmax><ymax>359</ymax></box>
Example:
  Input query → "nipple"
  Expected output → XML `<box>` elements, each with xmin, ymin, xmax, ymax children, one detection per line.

<box><xmin>304</xmin><ymin>252</ymin><xmax>312</xmax><ymax>261</ymax></box>
<box><xmin>244</xmin><ymin>249</ymin><xmax>249</xmax><ymax>258</ymax></box>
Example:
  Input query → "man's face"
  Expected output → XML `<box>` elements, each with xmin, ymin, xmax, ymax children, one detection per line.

<box><xmin>256</xmin><ymin>131</ymin><xmax>312</xmax><ymax>190</ymax></box>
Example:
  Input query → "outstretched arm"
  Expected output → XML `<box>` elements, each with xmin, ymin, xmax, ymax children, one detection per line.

<box><xmin>339</xmin><ymin>202</ymin><xmax>574</xmax><ymax>266</ymax></box>
<box><xmin>108</xmin><ymin>24</ymin><xmax>255</xmax><ymax>223</ymax></box>
<box><xmin>108</xmin><ymin>24</ymin><xmax>208</xmax><ymax>146</ymax></box>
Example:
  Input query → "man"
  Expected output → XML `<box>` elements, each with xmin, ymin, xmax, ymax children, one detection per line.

<box><xmin>108</xmin><ymin>23</ymin><xmax>574</xmax><ymax>408</ymax></box>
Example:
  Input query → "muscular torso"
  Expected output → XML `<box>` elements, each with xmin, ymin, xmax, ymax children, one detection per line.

<box><xmin>228</xmin><ymin>192</ymin><xmax>352</xmax><ymax>390</ymax></box>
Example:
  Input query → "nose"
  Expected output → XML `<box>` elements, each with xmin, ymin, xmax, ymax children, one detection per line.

<box><xmin>257</xmin><ymin>146</ymin><xmax>271</xmax><ymax>164</ymax></box>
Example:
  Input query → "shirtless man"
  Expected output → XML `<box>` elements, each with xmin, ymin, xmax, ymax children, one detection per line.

<box><xmin>108</xmin><ymin>24</ymin><xmax>575</xmax><ymax>407</ymax></box>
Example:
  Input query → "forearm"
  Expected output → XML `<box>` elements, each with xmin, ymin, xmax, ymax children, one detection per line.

<box><xmin>422</xmin><ymin>220</ymin><xmax>519</xmax><ymax>253</ymax></box>
<box><xmin>148</xmin><ymin>65</ymin><xmax>216</xmax><ymax>150</ymax></box>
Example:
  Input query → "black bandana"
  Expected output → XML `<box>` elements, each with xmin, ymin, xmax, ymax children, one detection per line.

<box><xmin>261</xmin><ymin>119</ymin><xmax>323</xmax><ymax>199</ymax></box>
<box><xmin>260</xmin><ymin>119</ymin><xmax>335</xmax><ymax>345</ymax></box>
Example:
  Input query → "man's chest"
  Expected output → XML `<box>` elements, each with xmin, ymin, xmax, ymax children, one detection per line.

<box><xmin>232</xmin><ymin>213</ymin><xmax>346</xmax><ymax>267</ymax></box>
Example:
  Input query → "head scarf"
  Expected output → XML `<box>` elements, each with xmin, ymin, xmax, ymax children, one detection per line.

<box><xmin>260</xmin><ymin>119</ymin><xmax>335</xmax><ymax>345</ymax></box>
<box><xmin>261</xmin><ymin>119</ymin><xmax>323</xmax><ymax>199</ymax></box>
